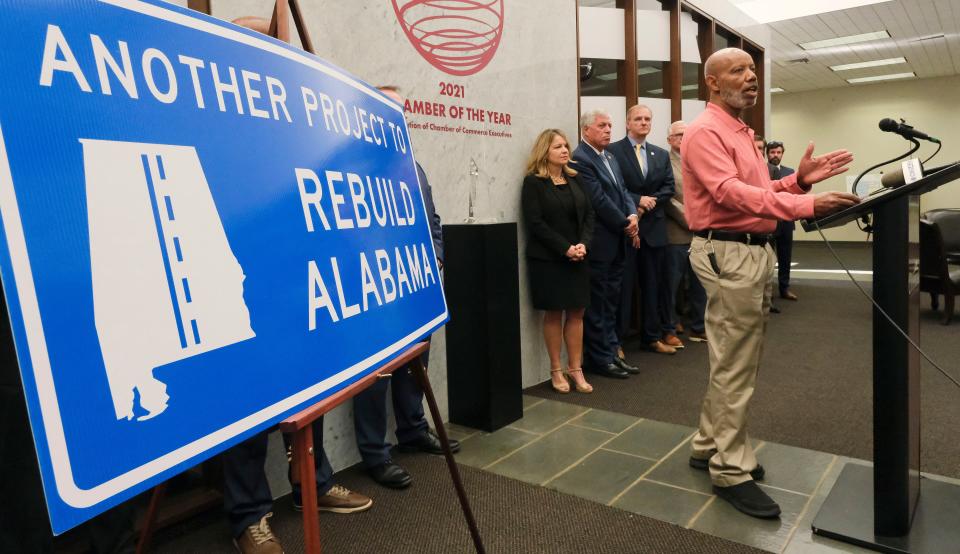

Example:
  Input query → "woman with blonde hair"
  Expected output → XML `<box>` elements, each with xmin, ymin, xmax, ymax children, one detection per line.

<box><xmin>521</xmin><ymin>129</ymin><xmax>595</xmax><ymax>393</ymax></box>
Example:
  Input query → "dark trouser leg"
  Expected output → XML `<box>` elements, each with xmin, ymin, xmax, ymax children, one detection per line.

<box><xmin>616</xmin><ymin>246</ymin><xmax>637</xmax><ymax>343</ymax></box>
<box><xmin>353</xmin><ymin>379</ymin><xmax>391</xmax><ymax>468</ymax></box>
<box><xmin>604</xmin><ymin>252</ymin><xmax>626</xmax><ymax>355</ymax></box>
<box><xmin>392</xmin><ymin>361</ymin><xmax>429</xmax><ymax>445</ymax></box>
<box><xmin>687</xmin><ymin>256</ymin><xmax>707</xmax><ymax>333</ymax></box>
<box><xmin>776</xmin><ymin>221</ymin><xmax>794</xmax><ymax>295</ymax></box>
<box><xmin>86</xmin><ymin>502</ymin><xmax>137</xmax><ymax>554</ymax></box>
<box><xmin>222</xmin><ymin>432</ymin><xmax>274</xmax><ymax>538</ymax></box>
<box><xmin>639</xmin><ymin>244</ymin><xmax>667</xmax><ymax>343</ymax></box>
<box><xmin>0</xmin><ymin>386</ymin><xmax>53</xmax><ymax>554</ymax></box>
<box><xmin>585</xmin><ymin>256</ymin><xmax>618</xmax><ymax>367</ymax></box>
<box><xmin>663</xmin><ymin>244</ymin><xmax>688</xmax><ymax>333</ymax></box>
<box><xmin>281</xmin><ymin>420</ymin><xmax>333</xmax><ymax>499</ymax></box>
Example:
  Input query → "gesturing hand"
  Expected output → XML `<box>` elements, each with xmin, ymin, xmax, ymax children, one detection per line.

<box><xmin>797</xmin><ymin>142</ymin><xmax>854</xmax><ymax>187</ymax></box>
<box><xmin>813</xmin><ymin>191</ymin><xmax>861</xmax><ymax>217</ymax></box>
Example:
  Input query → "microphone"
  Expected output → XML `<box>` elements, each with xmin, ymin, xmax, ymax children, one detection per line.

<box><xmin>880</xmin><ymin>167</ymin><xmax>910</xmax><ymax>189</ymax></box>
<box><xmin>879</xmin><ymin>118</ymin><xmax>940</xmax><ymax>143</ymax></box>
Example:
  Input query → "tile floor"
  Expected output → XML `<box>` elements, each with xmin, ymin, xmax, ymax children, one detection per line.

<box><xmin>446</xmin><ymin>395</ymin><xmax>960</xmax><ymax>554</ymax></box>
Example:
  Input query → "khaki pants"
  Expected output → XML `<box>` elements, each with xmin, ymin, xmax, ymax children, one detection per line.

<box><xmin>688</xmin><ymin>235</ymin><xmax>774</xmax><ymax>487</ymax></box>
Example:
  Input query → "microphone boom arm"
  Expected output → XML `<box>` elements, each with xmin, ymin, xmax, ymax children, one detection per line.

<box><xmin>852</xmin><ymin>138</ymin><xmax>921</xmax><ymax>198</ymax></box>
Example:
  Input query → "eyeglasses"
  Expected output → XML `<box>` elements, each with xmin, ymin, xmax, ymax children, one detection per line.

<box><xmin>766</xmin><ymin>141</ymin><xmax>783</xmax><ymax>149</ymax></box>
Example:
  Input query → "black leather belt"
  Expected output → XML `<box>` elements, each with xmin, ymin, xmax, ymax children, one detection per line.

<box><xmin>694</xmin><ymin>230</ymin><xmax>773</xmax><ymax>246</ymax></box>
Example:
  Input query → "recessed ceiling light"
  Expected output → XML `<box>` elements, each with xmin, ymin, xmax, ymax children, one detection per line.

<box><xmin>830</xmin><ymin>57</ymin><xmax>906</xmax><ymax>71</ymax></box>
<box><xmin>799</xmin><ymin>30</ymin><xmax>890</xmax><ymax>50</ymax></box>
<box><xmin>646</xmin><ymin>84</ymin><xmax>699</xmax><ymax>94</ymax></box>
<box><xmin>770</xmin><ymin>87</ymin><xmax>785</xmax><ymax>93</ymax></box>
<box><xmin>846</xmin><ymin>72</ymin><xmax>915</xmax><ymax>84</ymax></box>
<box><xmin>732</xmin><ymin>1</ymin><xmax>893</xmax><ymax>24</ymax></box>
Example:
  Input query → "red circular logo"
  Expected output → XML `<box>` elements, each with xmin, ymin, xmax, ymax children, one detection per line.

<box><xmin>391</xmin><ymin>0</ymin><xmax>504</xmax><ymax>77</ymax></box>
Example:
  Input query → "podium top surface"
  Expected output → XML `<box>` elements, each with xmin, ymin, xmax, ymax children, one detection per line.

<box><xmin>801</xmin><ymin>162</ymin><xmax>960</xmax><ymax>231</ymax></box>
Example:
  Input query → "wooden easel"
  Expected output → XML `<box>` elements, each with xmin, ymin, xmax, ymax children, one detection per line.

<box><xmin>136</xmin><ymin>3</ymin><xmax>485</xmax><ymax>553</ymax></box>
<box><xmin>280</xmin><ymin>342</ymin><xmax>485</xmax><ymax>554</ymax></box>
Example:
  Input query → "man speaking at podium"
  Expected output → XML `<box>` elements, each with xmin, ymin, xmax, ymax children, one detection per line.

<box><xmin>681</xmin><ymin>47</ymin><xmax>860</xmax><ymax>518</ymax></box>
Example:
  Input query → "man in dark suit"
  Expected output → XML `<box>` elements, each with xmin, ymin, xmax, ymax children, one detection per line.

<box><xmin>352</xmin><ymin>86</ymin><xmax>461</xmax><ymax>491</ymax></box>
<box><xmin>609</xmin><ymin>105</ymin><xmax>679</xmax><ymax>355</ymax></box>
<box><xmin>766</xmin><ymin>140</ymin><xmax>798</xmax><ymax>301</ymax></box>
<box><xmin>572</xmin><ymin>109</ymin><xmax>640</xmax><ymax>379</ymax></box>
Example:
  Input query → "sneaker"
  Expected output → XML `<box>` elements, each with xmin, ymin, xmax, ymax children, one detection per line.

<box><xmin>688</xmin><ymin>330</ymin><xmax>707</xmax><ymax>343</ymax></box>
<box><xmin>294</xmin><ymin>485</ymin><xmax>373</xmax><ymax>514</ymax></box>
<box><xmin>234</xmin><ymin>513</ymin><xmax>284</xmax><ymax>554</ymax></box>
<box><xmin>714</xmin><ymin>481</ymin><xmax>781</xmax><ymax>518</ymax></box>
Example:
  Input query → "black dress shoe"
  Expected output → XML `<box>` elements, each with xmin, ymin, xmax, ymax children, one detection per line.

<box><xmin>585</xmin><ymin>363</ymin><xmax>629</xmax><ymax>379</ymax></box>
<box><xmin>769</xmin><ymin>304</ymin><xmax>781</xmax><ymax>314</ymax></box>
<box><xmin>367</xmin><ymin>461</ymin><xmax>412</xmax><ymax>489</ymax></box>
<box><xmin>397</xmin><ymin>429</ymin><xmax>461</xmax><ymax>455</ymax></box>
<box><xmin>713</xmin><ymin>481</ymin><xmax>780</xmax><ymax>518</ymax></box>
<box><xmin>613</xmin><ymin>357</ymin><xmax>640</xmax><ymax>374</ymax></box>
<box><xmin>689</xmin><ymin>453</ymin><xmax>765</xmax><ymax>480</ymax></box>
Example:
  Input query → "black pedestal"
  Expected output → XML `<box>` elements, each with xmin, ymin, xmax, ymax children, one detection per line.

<box><xmin>442</xmin><ymin>223</ymin><xmax>522</xmax><ymax>432</ymax></box>
<box><xmin>813</xmin><ymin>464</ymin><xmax>960</xmax><ymax>553</ymax></box>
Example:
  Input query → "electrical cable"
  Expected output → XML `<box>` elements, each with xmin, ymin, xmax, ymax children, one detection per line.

<box><xmin>923</xmin><ymin>141</ymin><xmax>942</xmax><ymax>166</ymax></box>
<box><xmin>812</xmin><ymin>220</ymin><xmax>960</xmax><ymax>390</ymax></box>
<box><xmin>851</xmin><ymin>138</ymin><xmax>920</xmax><ymax>197</ymax></box>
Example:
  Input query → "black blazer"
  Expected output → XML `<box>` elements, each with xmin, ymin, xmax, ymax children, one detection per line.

<box><xmin>571</xmin><ymin>143</ymin><xmax>636</xmax><ymax>261</ymax></box>
<box><xmin>608</xmin><ymin>137</ymin><xmax>676</xmax><ymax>248</ymax></box>
<box><xmin>521</xmin><ymin>174</ymin><xmax>594</xmax><ymax>261</ymax></box>
<box><xmin>768</xmin><ymin>163</ymin><xmax>797</xmax><ymax>230</ymax></box>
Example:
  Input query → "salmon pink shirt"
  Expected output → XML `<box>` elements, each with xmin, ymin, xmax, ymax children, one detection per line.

<box><xmin>681</xmin><ymin>103</ymin><xmax>815</xmax><ymax>234</ymax></box>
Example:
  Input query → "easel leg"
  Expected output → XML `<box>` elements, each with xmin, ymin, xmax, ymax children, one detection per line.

<box><xmin>294</xmin><ymin>425</ymin><xmax>322</xmax><ymax>554</ymax></box>
<box><xmin>135</xmin><ymin>482</ymin><xmax>167</xmax><ymax>554</ymax></box>
<box><xmin>411</xmin><ymin>357</ymin><xmax>486</xmax><ymax>554</ymax></box>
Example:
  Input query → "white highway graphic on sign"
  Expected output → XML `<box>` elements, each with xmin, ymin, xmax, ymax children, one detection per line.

<box><xmin>83</xmin><ymin>140</ymin><xmax>255</xmax><ymax>421</ymax></box>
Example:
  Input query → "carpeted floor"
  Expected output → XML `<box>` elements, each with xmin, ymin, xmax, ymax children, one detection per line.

<box><xmin>151</xmin><ymin>451</ymin><xmax>766</xmax><ymax>554</ymax></box>
<box><xmin>527</xmin><ymin>278</ymin><xmax>960</xmax><ymax>479</ymax></box>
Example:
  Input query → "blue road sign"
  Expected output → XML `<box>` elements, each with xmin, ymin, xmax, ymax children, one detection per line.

<box><xmin>0</xmin><ymin>0</ymin><xmax>447</xmax><ymax>533</ymax></box>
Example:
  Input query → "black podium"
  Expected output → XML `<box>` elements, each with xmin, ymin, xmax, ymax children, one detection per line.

<box><xmin>801</xmin><ymin>162</ymin><xmax>960</xmax><ymax>553</ymax></box>
<box><xmin>442</xmin><ymin>223</ymin><xmax>523</xmax><ymax>432</ymax></box>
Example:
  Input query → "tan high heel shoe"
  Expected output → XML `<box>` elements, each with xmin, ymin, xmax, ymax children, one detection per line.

<box><xmin>550</xmin><ymin>369</ymin><xmax>570</xmax><ymax>394</ymax></box>
<box><xmin>565</xmin><ymin>368</ymin><xmax>593</xmax><ymax>393</ymax></box>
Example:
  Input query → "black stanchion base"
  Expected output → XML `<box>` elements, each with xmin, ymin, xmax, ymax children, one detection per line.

<box><xmin>813</xmin><ymin>464</ymin><xmax>960</xmax><ymax>553</ymax></box>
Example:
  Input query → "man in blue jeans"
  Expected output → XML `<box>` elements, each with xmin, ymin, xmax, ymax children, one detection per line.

<box><xmin>222</xmin><ymin>424</ymin><xmax>372</xmax><ymax>554</ymax></box>
<box><xmin>352</xmin><ymin>86</ymin><xmax>461</xmax><ymax>490</ymax></box>
<box><xmin>663</xmin><ymin>121</ymin><xmax>707</xmax><ymax>342</ymax></box>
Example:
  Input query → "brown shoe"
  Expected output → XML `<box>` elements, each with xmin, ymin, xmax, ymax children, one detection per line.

<box><xmin>662</xmin><ymin>334</ymin><xmax>685</xmax><ymax>349</ymax></box>
<box><xmin>234</xmin><ymin>513</ymin><xmax>284</xmax><ymax>554</ymax></box>
<box><xmin>641</xmin><ymin>340</ymin><xmax>676</xmax><ymax>355</ymax></box>
<box><xmin>313</xmin><ymin>485</ymin><xmax>373</xmax><ymax>514</ymax></box>
<box><xmin>780</xmin><ymin>290</ymin><xmax>798</xmax><ymax>301</ymax></box>
<box><xmin>675</xmin><ymin>322</ymin><xmax>685</xmax><ymax>335</ymax></box>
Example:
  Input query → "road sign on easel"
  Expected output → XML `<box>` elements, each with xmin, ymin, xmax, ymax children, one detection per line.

<box><xmin>0</xmin><ymin>0</ymin><xmax>448</xmax><ymax>534</ymax></box>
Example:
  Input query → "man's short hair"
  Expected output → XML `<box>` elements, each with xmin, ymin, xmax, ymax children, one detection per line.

<box><xmin>668</xmin><ymin>120</ymin><xmax>686</xmax><ymax>136</ymax></box>
<box><xmin>580</xmin><ymin>109</ymin><xmax>611</xmax><ymax>129</ymax></box>
<box><xmin>626</xmin><ymin>104</ymin><xmax>652</xmax><ymax>119</ymax></box>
